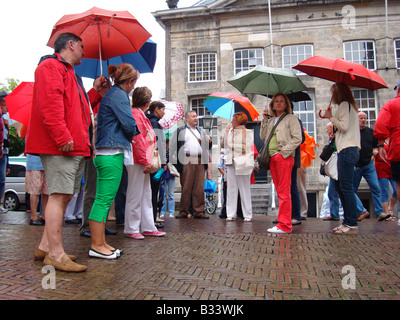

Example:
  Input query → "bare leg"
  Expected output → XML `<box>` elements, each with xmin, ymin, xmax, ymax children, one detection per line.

<box><xmin>38</xmin><ymin>193</ymin><xmax>73</xmax><ymax>262</ymax></box>
<box><xmin>29</xmin><ymin>194</ymin><xmax>40</xmax><ymax>221</ymax></box>
<box><xmin>89</xmin><ymin>219</ymin><xmax>114</xmax><ymax>254</ymax></box>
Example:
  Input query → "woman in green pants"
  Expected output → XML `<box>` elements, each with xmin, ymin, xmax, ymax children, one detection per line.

<box><xmin>88</xmin><ymin>63</ymin><xmax>139</xmax><ymax>259</ymax></box>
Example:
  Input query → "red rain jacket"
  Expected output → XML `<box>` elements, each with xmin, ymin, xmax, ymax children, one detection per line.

<box><xmin>374</xmin><ymin>93</ymin><xmax>400</xmax><ymax>162</ymax></box>
<box><xmin>26</xmin><ymin>54</ymin><xmax>95</xmax><ymax>157</ymax></box>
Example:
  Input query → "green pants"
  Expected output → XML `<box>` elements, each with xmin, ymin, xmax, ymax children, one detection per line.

<box><xmin>89</xmin><ymin>153</ymin><xmax>124</xmax><ymax>223</ymax></box>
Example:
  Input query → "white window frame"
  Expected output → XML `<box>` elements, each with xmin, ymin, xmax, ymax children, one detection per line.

<box><xmin>234</xmin><ymin>48</ymin><xmax>264</xmax><ymax>74</ymax></box>
<box><xmin>352</xmin><ymin>89</ymin><xmax>377</xmax><ymax>128</ymax></box>
<box><xmin>343</xmin><ymin>40</ymin><xmax>376</xmax><ymax>70</ymax></box>
<box><xmin>395</xmin><ymin>39</ymin><xmax>400</xmax><ymax>69</ymax></box>
<box><xmin>190</xmin><ymin>97</ymin><xmax>211</xmax><ymax>117</ymax></box>
<box><xmin>188</xmin><ymin>53</ymin><xmax>217</xmax><ymax>83</ymax></box>
<box><xmin>292</xmin><ymin>92</ymin><xmax>316</xmax><ymax>141</ymax></box>
<box><xmin>282</xmin><ymin>44</ymin><xmax>313</xmax><ymax>74</ymax></box>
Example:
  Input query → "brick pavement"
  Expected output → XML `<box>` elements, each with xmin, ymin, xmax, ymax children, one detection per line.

<box><xmin>0</xmin><ymin>210</ymin><xmax>399</xmax><ymax>301</ymax></box>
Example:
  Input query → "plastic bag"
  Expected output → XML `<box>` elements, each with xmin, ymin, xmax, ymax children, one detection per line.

<box><xmin>204</xmin><ymin>179</ymin><xmax>217</xmax><ymax>194</ymax></box>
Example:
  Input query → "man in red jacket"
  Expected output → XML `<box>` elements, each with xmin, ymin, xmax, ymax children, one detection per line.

<box><xmin>374</xmin><ymin>80</ymin><xmax>400</xmax><ymax>207</ymax></box>
<box><xmin>26</xmin><ymin>33</ymin><xmax>100</xmax><ymax>272</ymax></box>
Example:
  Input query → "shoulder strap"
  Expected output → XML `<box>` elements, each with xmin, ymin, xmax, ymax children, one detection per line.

<box><xmin>265</xmin><ymin>113</ymin><xmax>287</xmax><ymax>145</ymax></box>
<box><xmin>187</xmin><ymin>126</ymin><xmax>202</xmax><ymax>146</ymax></box>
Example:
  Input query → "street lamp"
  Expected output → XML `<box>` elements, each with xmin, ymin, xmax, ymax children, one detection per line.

<box><xmin>200</xmin><ymin>114</ymin><xmax>215</xmax><ymax>130</ymax></box>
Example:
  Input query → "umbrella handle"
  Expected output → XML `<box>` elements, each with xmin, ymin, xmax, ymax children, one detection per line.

<box><xmin>319</xmin><ymin>107</ymin><xmax>331</xmax><ymax>119</ymax></box>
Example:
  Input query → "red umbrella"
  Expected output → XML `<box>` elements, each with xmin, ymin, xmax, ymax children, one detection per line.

<box><xmin>5</xmin><ymin>82</ymin><xmax>34</xmax><ymax>126</ymax></box>
<box><xmin>293</xmin><ymin>56</ymin><xmax>388</xmax><ymax>90</ymax></box>
<box><xmin>47</xmin><ymin>7</ymin><xmax>151</xmax><ymax>73</ymax></box>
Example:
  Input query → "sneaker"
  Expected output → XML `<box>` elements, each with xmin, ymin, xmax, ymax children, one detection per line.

<box><xmin>244</xmin><ymin>218</ymin><xmax>252</xmax><ymax>222</ymax></box>
<box><xmin>142</xmin><ymin>230</ymin><xmax>166</xmax><ymax>237</ymax></box>
<box><xmin>0</xmin><ymin>207</ymin><xmax>8</xmax><ymax>214</ymax></box>
<box><xmin>267</xmin><ymin>226</ymin><xmax>291</xmax><ymax>234</ymax></box>
<box><xmin>126</xmin><ymin>233</ymin><xmax>144</xmax><ymax>240</ymax></box>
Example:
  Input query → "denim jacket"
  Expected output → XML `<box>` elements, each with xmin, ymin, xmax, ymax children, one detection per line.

<box><xmin>95</xmin><ymin>85</ymin><xmax>138</xmax><ymax>150</ymax></box>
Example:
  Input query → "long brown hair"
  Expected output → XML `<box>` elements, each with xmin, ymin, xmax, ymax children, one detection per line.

<box><xmin>330</xmin><ymin>82</ymin><xmax>358</xmax><ymax>111</ymax></box>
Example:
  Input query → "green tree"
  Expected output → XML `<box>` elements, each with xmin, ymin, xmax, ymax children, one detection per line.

<box><xmin>0</xmin><ymin>78</ymin><xmax>24</xmax><ymax>156</ymax></box>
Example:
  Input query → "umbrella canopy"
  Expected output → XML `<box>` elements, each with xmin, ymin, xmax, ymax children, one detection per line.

<box><xmin>5</xmin><ymin>82</ymin><xmax>34</xmax><ymax>126</ymax></box>
<box><xmin>47</xmin><ymin>6</ymin><xmax>151</xmax><ymax>62</ymax></box>
<box><xmin>227</xmin><ymin>66</ymin><xmax>308</xmax><ymax>97</ymax></box>
<box><xmin>74</xmin><ymin>39</ymin><xmax>157</xmax><ymax>78</ymax></box>
<box><xmin>158</xmin><ymin>100</ymin><xmax>184</xmax><ymax>129</ymax></box>
<box><xmin>0</xmin><ymin>90</ymin><xmax>8</xmax><ymax>99</ymax></box>
<box><xmin>203</xmin><ymin>92</ymin><xmax>259</xmax><ymax>121</ymax></box>
<box><xmin>293</xmin><ymin>56</ymin><xmax>388</xmax><ymax>90</ymax></box>
<box><xmin>266</xmin><ymin>91</ymin><xmax>311</xmax><ymax>102</ymax></box>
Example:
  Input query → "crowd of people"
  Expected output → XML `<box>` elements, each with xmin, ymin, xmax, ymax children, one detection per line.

<box><xmin>1</xmin><ymin>32</ymin><xmax>399</xmax><ymax>273</ymax></box>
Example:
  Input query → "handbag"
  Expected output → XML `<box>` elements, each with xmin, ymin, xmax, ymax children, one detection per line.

<box><xmin>256</xmin><ymin>113</ymin><xmax>287</xmax><ymax>170</ymax></box>
<box><xmin>320</xmin><ymin>138</ymin><xmax>336</xmax><ymax>162</ymax></box>
<box><xmin>167</xmin><ymin>162</ymin><xmax>180</xmax><ymax>177</ymax></box>
<box><xmin>233</xmin><ymin>151</ymin><xmax>255</xmax><ymax>175</ymax></box>
<box><xmin>323</xmin><ymin>151</ymin><xmax>338</xmax><ymax>180</ymax></box>
<box><xmin>148</xmin><ymin>129</ymin><xmax>161</xmax><ymax>173</ymax></box>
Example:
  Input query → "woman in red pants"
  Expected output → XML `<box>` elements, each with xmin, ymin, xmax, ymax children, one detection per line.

<box><xmin>260</xmin><ymin>93</ymin><xmax>303</xmax><ymax>233</ymax></box>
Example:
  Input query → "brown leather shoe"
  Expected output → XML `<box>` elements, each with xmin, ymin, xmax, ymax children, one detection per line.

<box><xmin>357</xmin><ymin>211</ymin><xmax>370</xmax><ymax>221</ymax></box>
<box><xmin>34</xmin><ymin>248</ymin><xmax>77</xmax><ymax>261</ymax></box>
<box><xmin>175</xmin><ymin>213</ymin><xmax>188</xmax><ymax>219</ymax></box>
<box><xmin>43</xmin><ymin>254</ymin><xmax>87</xmax><ymax>272</ymax></box>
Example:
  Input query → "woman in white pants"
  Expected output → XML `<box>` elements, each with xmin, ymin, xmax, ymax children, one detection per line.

<box><xmin>124</xmin><ymin>87</ymin><xmax>166</xmax><ymax>239</ymax></box>
<box><xmin>224</xmin><ymin>112</ymin><xmax>254</xmax><ymax>221</ymax></box>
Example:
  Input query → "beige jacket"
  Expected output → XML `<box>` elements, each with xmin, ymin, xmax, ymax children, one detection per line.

<box><xmin>329</xmin><ymin>101</ymin><xmax>360</xmax><ymax>153</ymax></box>
<box><xmin>224</xmin><ymin>125</ymin><xmax>254</xmax><ymax>165</ymax></box>
<box><xmin>260</xmin><ymin>113</ymin><xmax>302</xmax><ymax>159</ymax></box>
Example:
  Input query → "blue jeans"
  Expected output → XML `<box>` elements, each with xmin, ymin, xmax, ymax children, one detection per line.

<box><xmin>353</xmin><ymin>161</ymin><xmax>383</xmax><ymax>216</ymax></box>
<box><xmin>328</xmin><ymin>178</ymin><xmax>340</xmax><ymax>219</ymax></box>
<box><xmin>161</xmin><ymin>177</ymin><xmax>175</xmax><ymax>216</ymax></box>
<box><xmin>335</xmin><ymin>147</ymin><xmax>359</xmax><ymax>227</ymax></box>
<box><xmin>378</xmin><ymin>177</ymin><xmax>397</xmax><ymax>202</ymax></box>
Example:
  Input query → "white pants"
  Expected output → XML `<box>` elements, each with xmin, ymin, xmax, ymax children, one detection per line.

<box><xmin>226</xmin><ymin>166</ymin><xmax>253</xmax><ymax>219</ymax></box>
<box><xmin>124</xmin><ymin>164</ymin><xmax>157</xmax><ymax>234</ymax></box>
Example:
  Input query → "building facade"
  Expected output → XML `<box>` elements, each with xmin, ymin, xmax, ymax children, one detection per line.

<box><xmin>153</xmin><ymin>0</ymin><xmax>400</xmax><ymax>216</ymax></box>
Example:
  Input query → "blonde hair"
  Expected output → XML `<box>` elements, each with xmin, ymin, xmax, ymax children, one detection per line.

<box><xmin>131</xmin><ymin>87</ymin><xmax>152</xmax><ymax>108</ymax></box>
<box><xmin>108</xmin><ymin>63</ymin><xmax>139</xmax><ymax>86</ymax></box>
<box><xmin>269</xmin><ymin>93</ymin><xmax>293</xmax><ymax>116</ymax></box>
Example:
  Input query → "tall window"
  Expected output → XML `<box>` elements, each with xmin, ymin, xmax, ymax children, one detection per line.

<box><xmin>292</xmin><ymin>92</ymin><xmax>316</xmax><ymax>140</ymax></box>
<box><xmin>188</xmin><ymin>53</ymin><xmax>217</xmax><ymax>82</ymax></box>
<box><xmin>282</xmin><ymin>44</ymin><xmax>313</xmax><ymax>73</ymax></box>
<box><xmin>353</xmin><ymin>89</ymin><xmax>377</xmax><ymax>128</ymax></box>
<box><xmin>395</xmin><ymin>39</ymin><xmax>400</xmax><ymax>69</ymax></box>
<box><xmin>190</xmin><ymin>97</ymin><xmax>210</xmax><ymax>117</ymax></box>
<box><xmin>344</xmin><ymin>40</ymin><xmax>376</xmax><ymax>70</ymax></box>
<box><xmin>234</xmin><ymin>48</ymin><xmax>263</xmax><ymax>74</ymax></box>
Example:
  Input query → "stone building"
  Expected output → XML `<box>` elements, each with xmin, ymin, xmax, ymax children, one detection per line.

<box><xmin>153</xmin><ymin>0</ymin><xmax>400</xmax><ymax>217</ymax></box>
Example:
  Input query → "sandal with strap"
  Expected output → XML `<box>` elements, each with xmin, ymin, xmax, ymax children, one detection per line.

<box><xmin>333</xmin><ymin>224</ymin><xmax>358</xmax><ymax>234</ymax></box>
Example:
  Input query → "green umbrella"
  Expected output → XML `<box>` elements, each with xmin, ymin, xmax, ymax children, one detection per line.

<box><xmin>227</xmin><ymin>66</ymin><xmax>308</xmax><ymax>97</ymax></box>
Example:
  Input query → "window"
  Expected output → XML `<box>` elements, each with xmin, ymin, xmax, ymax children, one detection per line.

<box><xmin>190</xmin><ymin>97</ymin><xmax>211</xmax><ymax>117</ymax></box>
<box><xmin>282</xmin><ymin>44</ymin><xmax>313</xmax><ymax>73</ymax></box>
<box><xmin>234</xmin><ymin>49</ymin><xmax>263</xmax><ymax>74</ymax></box>
<box><xmin>395</xmin><ymin>39</ymin><xmax>400</xmax><ymax>69</ymax></box>
<box><xmin>292</xmin><ymin>92</ymin><xmax>316</xmax><ymax>140</ymax></box>
<box><xmin>188</xmin><ymin>53</ymin><xmax>217</xmax><ymax>82</ymax></box>
<box><xmin>344</xmin><ymin>40</ymin><xmax>376</xmax><ymax>70</ymax></box>
<box><xmin>353</xmin><ymin>89</ymin><xmax>377</xmax><ymax>128</ymax></box>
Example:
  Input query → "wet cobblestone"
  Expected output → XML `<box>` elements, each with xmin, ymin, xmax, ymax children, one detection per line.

<box><xmin>0</xmin><ymin>210</ymin><xmax>399</xmax><ymax>301</ymax></box>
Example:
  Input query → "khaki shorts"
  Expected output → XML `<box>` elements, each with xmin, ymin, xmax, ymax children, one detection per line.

<box><xmin>40</xmin><ymin>155</ymin><xmax>85</xmax><ymax>195</ymax></box>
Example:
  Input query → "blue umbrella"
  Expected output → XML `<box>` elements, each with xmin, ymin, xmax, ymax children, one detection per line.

<box><xmin>74</xmin><ymin>39</ymin><xmax>157</xmax><ymax>78</ymax></box>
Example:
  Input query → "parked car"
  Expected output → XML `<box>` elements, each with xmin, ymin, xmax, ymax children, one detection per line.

<box><xmin>4</xmin><ymin>155</ymin><xmax>26</xmax><ymax>211</ymax></box>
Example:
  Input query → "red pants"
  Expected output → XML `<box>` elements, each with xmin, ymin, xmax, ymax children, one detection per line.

<box><xmin>270</xmin><ymin>153</ymin><xmax>294</xmax><ymax>232</ymax></box>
